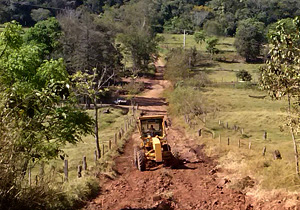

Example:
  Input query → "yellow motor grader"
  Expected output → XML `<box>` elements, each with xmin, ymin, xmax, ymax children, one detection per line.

<box><xmin>134</xmin><ymin>115</ymin><xmax>175</xmax><ymax>171</ymax></box>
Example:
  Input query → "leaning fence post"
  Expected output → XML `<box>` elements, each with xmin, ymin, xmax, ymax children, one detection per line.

<box><xmin>64</xmin><ymin>159</ymin><xmax>68</xmax><ymax>182</ymax></box>
<box><xmin>83</xmin><ymin>156</ymin><xmax>87</xmax><ymax>170</ymax></box>
<box><xmin>198</xmin><ymin>129</ymin><xmax>202</xmax><ymax>137</ymax></box>
<box><xmin>77</xmin><ymin>165</ymin><xmax>82</xmax><ymax>178</ymax></box>
<box><xmin>262</xmin><ymin>146</ymin><xmax>266</xmax><ymax>156</ymax></box>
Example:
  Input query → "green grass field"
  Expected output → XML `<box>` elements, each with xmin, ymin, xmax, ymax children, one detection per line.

<box><xmin>161</xmin><ymin>33</ymin><xmax>300</xmax><ymax>190</ymax></box>
<box><xmin>32</xmin><ymin>107</ymin><xmax>135</xmax><ymax>182</ymax></box>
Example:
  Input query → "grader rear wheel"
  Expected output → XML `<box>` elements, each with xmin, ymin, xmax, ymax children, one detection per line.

<box><xmin>137</xmin><ymin>150</ymin><xmax>146</xmax><ymax>171</ymax></box>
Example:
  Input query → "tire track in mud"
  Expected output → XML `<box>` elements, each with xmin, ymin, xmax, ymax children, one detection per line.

<box><xmin>84</xmin><ymin>63</ymin><xmax>250</xmax><ymax>210</ymax></box>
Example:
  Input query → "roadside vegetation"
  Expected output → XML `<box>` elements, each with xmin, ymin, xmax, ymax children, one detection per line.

<box><xmin>162</xmin><ymin>16</ymin><xmax>300</xmax><ymax>194</ymax></box>
<box><xmin>2</xmin><ymin>0</ymin><xmax>300</xmax><ymax>208</ymax></box>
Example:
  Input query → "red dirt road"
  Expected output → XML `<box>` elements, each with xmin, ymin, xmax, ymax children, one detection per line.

<box><xmin>84</xmin><ymin>63</ymin><xmax>251</xmax><ymax>210</ymax></box>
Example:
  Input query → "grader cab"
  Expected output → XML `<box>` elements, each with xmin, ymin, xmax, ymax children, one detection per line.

<box><xmin>133</xmin><ymin>115</ymin><xmax>174</xmax><ymax>171</ymax></box>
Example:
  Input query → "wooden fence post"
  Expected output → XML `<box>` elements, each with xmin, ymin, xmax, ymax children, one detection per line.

<box><xmin>109</xmin><ymin>140</ymin><xmax>112</xmax><ymax>150</ymax></box>
<box><xmin>28</xmin><ymin>167</ymin><xmax>31</xmax><ymax>186</ymax></box>
<box><xmin>83</xmin><ymin>156</ymin><xmax>87</xmax><ymax>170</ymax></box>
<box><xmin>64</xmin><ymin>159</ymin><xmax>68</xmax><ymax>182</ymax></box>
<box><xmin>35</xmin><ymin>175</ymin><xmax>38</xmax><ymax>185</ymax></box>
<box><xmin>249</xmin><ymin>141</ymin><xmax>252</xmax><ymax>150</ymax></box>
<box><xmin>218</xmin><ymin>120</ymin><xmax>221</xmax><ymax>125</ymax></box>
<box><xmin>198</xmin><ymin>129</ymin><xmax>202</xmax><ymax>137</ymax></box>
<box><xmin>77</xmin><ymin>165</ymin><xmax>82</xmax><ymax>178</ymax></box>
<box><xmin>241</xmin><ymin>128</ymin><xmax>244</xmax><ymax>135</ymax></box>
<box><xmin>114</xmin><ymin>133</ymin><xmax>117</xmax><ymax>144</ymax></box>
<box><xmin>94</xmin><ymin>150</ymin><xmax>97</xmax><ymax>165</ymax></box>
<box><xmin>263</xmin><ymin>131</ymin><xmax>267</xmax><ymax>140</ymax></box>
<box><xmin>226</xmin><ymin>122</ymin><xmax>229</xmax><ymax>129</ymax></box>
<box><xmin>262</xmin><ymin>146</ymin><xmax>266</xmax><ymax>156</ymax></box>
<box><xmin>227</xmin><ymin>137</ymin><xmax>230</xmax><ymax>145</ymax></box>
<box><xmin>102</xmin><ymin>144</ymin><xmax>105</xmax><ymax>157</ymax></box>
<box><xmin>238</xmin><ymin>139</ymin><xmax>241</xmax><ymax>148</ymax></box>
<box><xmin>118</xmin><ymin>131</ymin><xmax>122</xmax><ymax>140</ymax></box>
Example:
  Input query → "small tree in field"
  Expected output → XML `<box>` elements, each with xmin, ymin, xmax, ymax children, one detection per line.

<box><xmin>206</xmin><ymin>36</ymin><xmax>219</xmax><ymax>59</ymax></box>
<box><xmin>72</xmin><ymin>68</ymin><xmax>114</xmax><ymax>159</ymax></box>
<box><xmin>194</xmin><ymin>31</ymin><xmax>205</xmax><ymax>45</ymax></box>
<box><xmin>236</xmin><ymin>70</ymin><xmax>252</xmax><ymax>81</ymax></box>
<box><xmin>260</xmin><ymin>17</ymin><xmax>300</xmax><ymax>176</ymax></box>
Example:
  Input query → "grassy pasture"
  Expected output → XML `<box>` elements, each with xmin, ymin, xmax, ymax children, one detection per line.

<box><xmin>33</xmin><ymin>107</ymin><xmax>135</xmax><ymax>181</ymax></box>
<box><xmin>161</xmin><ymin>33</ymin><xmax>300</xmax><ymax>190</ymax></box>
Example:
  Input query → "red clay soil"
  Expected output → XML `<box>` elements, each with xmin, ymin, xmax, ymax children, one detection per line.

<box><xmin>83</xmin><ymin>62</ymin><xmax>288</xmax><ymax>210</ymax></box>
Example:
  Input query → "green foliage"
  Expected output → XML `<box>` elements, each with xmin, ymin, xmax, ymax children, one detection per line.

<box><xmin>236</xmin><ymin>70</ymin><xmax>252</xmax><ymax>82</ymax></box>
<box><xmin>260</xmin><ymin>17</ymin><xmax>300</xmax><ymax>100</ymax></box>
<box><xmin>203</xmin><ymin>20</ymin><xmax>222</xmax><ymax>36</ymax></box>
<box><xmin>164</xmin><ymin>48</ymin><xmax>192</xmax><ymax>84</ymax></box>
<box><xmin>194</xmin><ymin>30</ymin><xmax>205</xmax><ymax>44</ymax></box>
<box><xmin>234</xmin><ymin>18</ymin><xmax>265</xmax><ymax>62</ymax></box>
<box><xmin>31</xmin><ymin>8</ymin><xmax>52</xmax><ymax>22</ymax></box>
<box><xmin>206</xmin><ymin>36</ymin><xmax>219</xmax><ymax>56</ymax></box>
<box><xmin>208</xmin><ymin>0</ymin><xmax>300</xmax><ymax>36</ymax></box>
<box><xmin>24</xmin><ymin>17</ymin><xmax>61</xmax><ymax>58</ymax></box>
<box><xmin>0</xmin><ymin>21</ymin><xmax>93</xmax><ymax>209</ymax></box>
<box><xmin>163</xmin><ymin>15</ymin><xmax>194</xmax><ymax>34</ymax></box>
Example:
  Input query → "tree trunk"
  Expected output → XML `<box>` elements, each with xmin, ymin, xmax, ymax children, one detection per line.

<box><xmin>291</xmin><ymin>127</ymin><xmax>300</xmax><ymax>176</ymax></box>
<box><xmin>287</xmin><ymin>94</ymin><xmax>299</xmax><ymax>176</ymax></box>
<box><xmin>94</xmin><ymin>98</ymin><xmax>101</xmax><ymax>159</ymax></box>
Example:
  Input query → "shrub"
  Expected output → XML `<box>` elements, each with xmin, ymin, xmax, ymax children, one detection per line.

<box><xmin>236</xmin><ymin>70</ymin><xmax>252</xmax><ymax>81</ymax></box>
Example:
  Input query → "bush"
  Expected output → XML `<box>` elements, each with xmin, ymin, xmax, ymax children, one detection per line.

<box><xmin>236</xmin><ymin>70</ymin><xmax>252</xmax><ymax>81</ymax></box>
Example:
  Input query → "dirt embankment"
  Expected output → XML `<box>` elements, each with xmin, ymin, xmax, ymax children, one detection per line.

<box><xmin>84</xmin><ymin>62</ymin><xmax>251</xmax><ymax>210</ymax></box>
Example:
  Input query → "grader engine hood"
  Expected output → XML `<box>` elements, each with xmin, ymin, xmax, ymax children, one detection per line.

<box><xmin>152</xmin><ymin>137</ymin><xmax>163</xmax><ymax>162</ymax></box>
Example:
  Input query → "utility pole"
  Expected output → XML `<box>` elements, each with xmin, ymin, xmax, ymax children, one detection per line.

<box><xmin>183</xmin><ymin>29</ymin><xmax>186</xmax><ymax>49</ymax></box>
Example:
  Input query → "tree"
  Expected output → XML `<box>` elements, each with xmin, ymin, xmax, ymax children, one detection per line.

<box><xmin>260</xmin><ymin>17</ymin><xmax>300</xmax><ymax>176</ymax></box>
<box><xmin>236</xmin><ymin>70</ymin><xmax>252</xmax><ymax>81</ymax></box>
<box><xmin>234</xmin><ymin>18</ymin><xmax>265</xmax><ymax>62</ymax></box>
<box><xmin>194</xmin><ymin>30</ymin><xmax>205</xmax><ymax>45</ymax></box>
<box><xmin>205</xmin><ymin>36</ymin><xmax>219</xmax><ymax>58</ymax></box>
<box><xmin>59</xmin><ymin>10</ymin><xmax>122</xmax><ymax>159</ymax></box>
<box><xmin>30</xmin><ymin>8</ymin><xmax>51</xmax><ymax>22</ymax></box>
<box><xmin>0</xmin><ymin>21</ymin><xmax>93</xmax><ymax>206</ymax></box>
<box><xmin>101</xmin><ymin>0</ymin><xmax>161</xmax><ymax>74</ymax></box>
<box><xmin>24</xmin><ymin>17</ymin><xmax>61</xmax><ymax>58</ymax></box>
<box><xmin>72</xmin><ymin>68</ymin><xmax>114</xmax><ymax>159</ymax></box>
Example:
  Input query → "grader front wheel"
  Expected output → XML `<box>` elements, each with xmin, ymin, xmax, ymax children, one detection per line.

<box><xmin>137</xmin><ymin>150</ymin><xmax>146</xmax><ymax>171</ymax></box>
